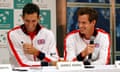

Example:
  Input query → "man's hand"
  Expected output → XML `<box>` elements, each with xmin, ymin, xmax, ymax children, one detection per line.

<box><xmin>23</xmin><ymin>43</ymin><xmax>39</xmax><ymax>56</ymax></box>
<box><xmin>81</xmin><ymin>44</ymin><xmax>95</xmax><ymax>57</ymax></box>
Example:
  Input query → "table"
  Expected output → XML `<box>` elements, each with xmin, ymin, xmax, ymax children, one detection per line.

<box><xmin>12</xmin><ymin>65</ymin><xmax>120</xmax><ymax>72</ymax></box>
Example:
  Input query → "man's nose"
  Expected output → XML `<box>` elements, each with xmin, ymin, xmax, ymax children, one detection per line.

<box><xmin>28</xmin><ymin>21</ymin><xmax>33</xmax><ymax>25</ymax></box>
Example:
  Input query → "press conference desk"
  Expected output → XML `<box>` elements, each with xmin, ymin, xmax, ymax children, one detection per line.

<box><xmin>12</xmin><ymin>65</ymin><xmax>120</xmax><ymax>72</ymax></box>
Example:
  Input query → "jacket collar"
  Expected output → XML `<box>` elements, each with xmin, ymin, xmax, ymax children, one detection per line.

<box><xmin>21</xmin><ymin>23</ymin><xmax>41</xmax><ymax>35</ymax></box>
<box><xmin>79</xmin><ymin>29</ymin><xmax>98</xmax><ymax>38</ymax></box>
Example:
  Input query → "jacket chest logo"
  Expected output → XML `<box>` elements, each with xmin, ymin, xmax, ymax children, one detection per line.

<box><xmin>95</xmin><ymin>43</ymin><xmax>100</xmax><ymax>48</ymax></box>
<box><xmin>37</xmin><ymin>39</ymin><xmax>45</xmax><ymax>44</ymax></box>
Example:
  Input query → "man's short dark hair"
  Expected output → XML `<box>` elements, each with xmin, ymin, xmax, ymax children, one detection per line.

<box><xmin>22</xmin><ymin>3</ymin><xmax>39</xmax><ymax>17</ymax></box>
<box><xmin>77</xmin><ymin>7</ymin><xmax>98</xmax><ymax>22</ymax></box>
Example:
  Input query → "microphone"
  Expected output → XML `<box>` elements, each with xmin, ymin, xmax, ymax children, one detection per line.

<box><xmin>88</xmin><ymin>36</ymin><xmax>95</xmax><ymax>59</ymax></box>
<box><xmin>84</xmin><ymin>36</ymin><xmax>95</xmax><ymax>65</ymax></box>
<box><xmin>41</xmin><ymin>61</ymin><xmax>49</xmax><ymax>66</ymax></box>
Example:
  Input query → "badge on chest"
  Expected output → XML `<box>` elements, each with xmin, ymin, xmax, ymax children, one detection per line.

<box><xmin>37</xmin><ymin>39</ymin><xmax>45</xmax><ymax>44</ymax></box>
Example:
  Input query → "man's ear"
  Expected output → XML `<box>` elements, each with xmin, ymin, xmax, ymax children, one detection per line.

<box><xmin>92</xmin><ymin>20</ymin><xmax>96</xmax><ymax>26</ymax></box>
<box><xmin>21</xmin><ymin>15</ymin><xmax>24</xmax><ymax>20</ymax></box>
<box><xmin>38</xmin><ymin>15</ymin><xmax>40</xmax><ymax>19</ymax></box>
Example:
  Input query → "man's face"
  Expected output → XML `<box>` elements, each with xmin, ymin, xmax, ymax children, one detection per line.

<box><xmin>78</xmin><ymin>14</ymin><xmax>95</xmax><ymax>35</ymax></box>
<box><xmin>22</xmin><ymin>13</ymin><xmax>40</xmax><ymax>32</ymax></box>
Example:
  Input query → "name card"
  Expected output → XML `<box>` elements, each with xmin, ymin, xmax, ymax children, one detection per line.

<box><xmin>57</xmin><ymin>61</ymin><xmax>84</xmax><ymax>70</ymax></box>
<box><xmin>0</xmin><ymin>64</ymin><xmax>12</xmax><ymax>72</ymax></box>
<box><xmin>71</xmin><ymin>62</ymin><xmax>84</xmax><ymax>70</ymax></box>
<box><xmin>57</xmin><ymin>62</ymin><xmax>71</xmax><ymax>70</ymax></box>
<box><xmin>115</xmin><ymin>61</ymin><xmax>120</xmax><ymax>68</ymax></box>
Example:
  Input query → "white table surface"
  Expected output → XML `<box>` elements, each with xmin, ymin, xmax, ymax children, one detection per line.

<box><xmin>12</xmin><ymin>65</ymin><xmax>120</xmax><ymax>72</ymax></box>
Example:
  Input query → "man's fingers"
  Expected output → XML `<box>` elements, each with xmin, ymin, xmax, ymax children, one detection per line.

<box><xmin>87</xmin><ymin>46</ymin><xmax>94</xmax><ymax>54</ymax></box>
